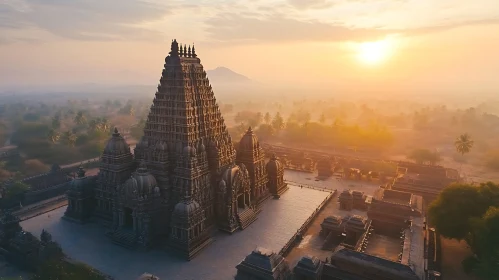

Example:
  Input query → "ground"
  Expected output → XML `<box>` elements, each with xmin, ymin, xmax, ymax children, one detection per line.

<box><xmin>441</xmin><ymin>238</ymin><xmax>477</xmax><ymax>280</ymax></box>
<box><xmin>20</xmin><ymin>171</ymin><xmax>330</xmax><ymax>280</ymax></box>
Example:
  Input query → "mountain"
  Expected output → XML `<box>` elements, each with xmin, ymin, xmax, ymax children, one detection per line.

<box><xmin>206</xmin><ymin>67</ymin><xmax>252</xmax><ymax>84</ymax></box>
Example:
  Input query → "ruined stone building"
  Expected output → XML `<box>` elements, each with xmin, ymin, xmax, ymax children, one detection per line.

<box><xmin>63</xmin><ymin>40</ymin><xmax>287</xmax><ymax>260</ymax></box>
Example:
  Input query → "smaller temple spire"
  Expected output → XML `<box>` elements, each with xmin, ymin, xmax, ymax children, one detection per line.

<box><xmin>183</xmin><ymin>44</ymin><xmax>188</xmax><ymax>57</ymax></box>
<box><xmin>192</xmin><ymin>44</ymin><xmax>197</xmax><ymax>57</ymax></box>
<box><xmin>169</xmin><ymin>39</ymin><xmax>179</xmax><ymax>57</ymax></box>
<box><xmin>179</xmin><ymin>44</ymin><xmax>183</xmax><ymax>57</ymax></box>
<box><xmin>112</xmin><ymin>127</ymin><xmax>120</xmax><ymax>137</ymax></box>
<box><xmin>187</xmin><ymin>45</ymin><xmax>192</xmax><ymax>57</ymax></box>
<box><xmin>77</xmin><ymin>164</ymin><xmax>86</xmax><ymax>178</ymax></box>
<box><xmin>137</xmin><ymin>160</ymin><xmax>148</xmax><ymax>173</ymax></box>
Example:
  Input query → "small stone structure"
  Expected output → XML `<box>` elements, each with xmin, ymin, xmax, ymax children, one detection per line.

<box><xmin>235</xmin><ymin>247</ymin><xmax>292</xmax><ymax>280</ymax></box>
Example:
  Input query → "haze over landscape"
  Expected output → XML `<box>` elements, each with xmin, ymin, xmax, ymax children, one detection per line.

<box><xmin>1</xmin><ymin>1</ymin><xmax>499</xmax><ymax>280</ymax></box>
<box><xmin>1</xmin><ymin>0</ymin><xmax>499</xmax><ymax>94</ymax></box>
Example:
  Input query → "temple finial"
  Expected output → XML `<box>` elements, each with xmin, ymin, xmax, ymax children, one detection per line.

<box><xmin>183</xmin><ymin>44</ymin><xmax>187</xmax><ymax>57</ymax></box>
<box><xmin>248</xmin><ymin>126</ymin><xmax>253</xmax><ymax>132</ymax></box>
<box><xmin>179</xmin><ymin>44</ymin><xmax>183</xmax><ymax>57</ymax></box>
<box><xmin>188</xmin><ymin>45</ymin><xmax>192</xmax><ymax>58</ymax></box>
<box><xmin>113</xmin><ymin>127</ymin><xmax>120</xmax><ymax>136</ymax></box>
<box><xmin>192</xmin><ymin>43</ymin><xmax>197</xmax><ymax>58</ymax></box>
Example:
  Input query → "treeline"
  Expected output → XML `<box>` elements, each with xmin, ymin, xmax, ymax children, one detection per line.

<box><xmin>230</xmin><ymin>111</ymin><xmax>394</xmax><ymax>151</ymax></box>
<box><xmin>429</xmin><ymin>182</ymin><xmax>499</xmax><ymax>279</ymax></box>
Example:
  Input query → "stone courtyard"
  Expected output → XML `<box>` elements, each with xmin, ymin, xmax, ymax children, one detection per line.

<box><xmin>20</xmin><ymin>170</ymin><xmax>336</xmax><ymax>280</ymax></box>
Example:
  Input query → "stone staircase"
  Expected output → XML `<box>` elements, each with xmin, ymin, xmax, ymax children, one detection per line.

<box><xmin>237</xmin><ymin>207</ymin><xmax>258</xmax><ymax>230</ymax></box>
<box><xmin>110</xmin><ymin>229</ymin><xmax>137</xmax><ymax>249</ymax></box>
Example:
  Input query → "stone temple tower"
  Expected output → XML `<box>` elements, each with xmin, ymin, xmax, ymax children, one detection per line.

<box><xmin>133</xmin><ymin>39</ymin><xmax>246</xmax><ymax>258</ymax></box>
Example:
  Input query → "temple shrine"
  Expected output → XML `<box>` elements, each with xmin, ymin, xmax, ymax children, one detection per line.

<box><xmin>62</xmin><ymin>39</ymin><xmax>287</xmax><ymax>260</ymax></box>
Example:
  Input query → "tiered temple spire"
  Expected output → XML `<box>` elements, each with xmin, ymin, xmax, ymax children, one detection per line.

<box><xmin>171</xmin><ymin>39</ymin><xmax>196</xmax><ymax>58</ymax></box>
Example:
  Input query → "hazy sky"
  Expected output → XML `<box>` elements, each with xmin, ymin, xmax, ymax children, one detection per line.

<box><xmin>1</xmin><ymin>0</ymin><xmax>499</xmax><ymax>93</ymax></box>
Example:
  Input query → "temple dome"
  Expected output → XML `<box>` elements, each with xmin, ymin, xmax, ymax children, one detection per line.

<box><xmin>69</xmin><ymin>166</ymin><xmax>88</xmax><ymax>191</ymax></box>
<box><xmin>122</xmin><ymin>162</ymin><xmax>157</xmax><ymax>197</ymax></box>
<box><xmin>266</xmin><ymin>153</ymin><xmax>282</xmax><ymax>176</ymax></box>
<box><xmin>173</xmin><ymin>199</ymin><xmax>201</xmax><ymax>217</ymax></box>
<box><xmin>103</xmin><ymin>128</ymin><xmax>131</xmax><ymax>155</ymax></box>
<box><xmin>239</xmin><ymin>127</ymin><xmax>259</xmax><ymax>150</ymax></box>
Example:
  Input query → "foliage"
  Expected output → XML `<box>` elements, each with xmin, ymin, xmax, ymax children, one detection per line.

<box><xmin>429</xmin><ymin>182</ymin><xmax>499</xmax><ymax>279</ymax></box>
<box><xmin>455</xmin><ymin>133</ymin><xmax>474</xmax><ymax>156</ymax></box>
<box><xmin>428</xmin><ymin>183</ymin><xmax>494</xmax><ymax>240</ymax></box>
<box><xmin>407</xmin><ymin>148</ymin><xmax>442</xmax><ymax>165</ymax></box>
<box><xmin>47</xmin><ymin>129</ymin><xmax>60</xmax><ymax>144</ymax></box>
<box><xmin>234</xmin><ymin>111</ymin><xmax>263</xmax><ymax>128</ymax></box>
<box><xmin>11</xmin><ymin>123</ymin><xmax>50</xmax><ymax>145</ymax></box>
<box><xmin>264</xmin><ymin>112</ymin><xmax>271</xmax><ymax>124</ymax></box>
<box><xmin>23</xmin><ymin>159</ymin><xmax>50</xmax><ymax>176</ymax></box>
<box><xmin>31</xmin><ymin>260</ymin><xmax>107</xmax><ymax>280</ymax></box>
<box><xmin>2</xmin><ymin>180</ymin><xmax>30</xmax><ymax>200</ymax></box>
<box><xmin>271</xmin><ymin>112</ymin><xmax>285</xmax><ymax>131</ymax></box>
<box><xmin>61</xmin><ymin>131</ymin><xmax>77</xmax><ymax>147</ymax></box>
<box><xmin>73</xmin><ymin>111</ymin><xmax>87</xmax><ymax>125</ymax></box>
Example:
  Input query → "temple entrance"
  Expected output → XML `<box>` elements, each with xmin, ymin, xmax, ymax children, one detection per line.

<box><xmin>123</xmin><ymin>207</ymin><xmax>133</xmax><ymax>229</ymax></box>
<box><xmin>237</xmin><ymin>194</ymin><xmax>245</xmax><ymax>209</ymax></box>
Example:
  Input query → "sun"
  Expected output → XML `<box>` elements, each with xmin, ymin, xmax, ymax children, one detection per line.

<box><xmin>356</xmin><ymin>39</ymin><xmax>393</xmax><ymax>65</ymax></box>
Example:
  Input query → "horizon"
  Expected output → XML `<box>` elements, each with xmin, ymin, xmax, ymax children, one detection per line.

<box><xmin>0</xmin><ymin>1</ymin><xmax>498</xmax><ymax>95</ymax></box>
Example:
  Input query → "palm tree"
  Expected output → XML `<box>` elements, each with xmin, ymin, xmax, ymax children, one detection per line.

<box><xmin>455</xmin><ymin>133</ymin><xmax>474</xmax><ymax>156</ymax></box>
<box><xmin>454</xmin><ymin>133</ymin><xmax>474</xmax><ymax>175</ymax></box>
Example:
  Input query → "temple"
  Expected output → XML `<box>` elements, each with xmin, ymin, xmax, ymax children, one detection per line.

<box><xmin>235</xmin><ymin>187</ymin><xmax>440</xmax><ymax>280</ymax></box>
<box><xmin>62</xmin><ymin>39</ymin><xmax>287</xmax><ymax>260</ymax></box>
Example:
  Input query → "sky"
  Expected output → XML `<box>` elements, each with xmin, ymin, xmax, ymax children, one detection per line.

<box><xmin>0</xmin><ymin>0</ymin><xmax>499</xmax><ymax>93</ymax></box>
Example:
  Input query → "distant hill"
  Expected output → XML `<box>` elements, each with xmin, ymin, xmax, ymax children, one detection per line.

<box><xmin>206</xmin><ymin>67</ymin><xmax>252</xmax><ymax>84</ymax></box>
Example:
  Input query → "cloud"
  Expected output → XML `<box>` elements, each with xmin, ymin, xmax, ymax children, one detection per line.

<box><xmin>205</xmin><ymin>14</ymin><xmax>395</xmax><ymax>43</ymax></box>
<box><xmin>205</xmin><ymin>13</ymin><xmax>499</xmax><ymax>44</ymax></box>
<box><xmin>0</xmin><ymin>0</ymin><xmax>171</xmax><ymax>41</ymax></box>
<box><xmin>287</xmin><ymin>0</ymin><xmax>334</xmax><ymax>9</ymax></box>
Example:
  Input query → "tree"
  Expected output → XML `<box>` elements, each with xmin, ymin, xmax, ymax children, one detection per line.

<box><xmin>271</xmin><ymin>112</ymin><xmax>285</xmax><ymax>131</ymax></box>
<box><xmin>455</xmin><ymin>133</ymin><xmax>474</xmax><ymax>173</ymax></box>
<box><xmin>61</xmin><ymin>131</ymin><xmax>77</xmax><ymax>147</ymax></box>
<box><xmin>407</xmin><ymin>148</ymin><xmax>441</xmax><ymax>165</ymax></box>
<box><xmin>47</xmin><ymin>129</ymin><xmax>60</xmax><ymax>143</ymax></box>
<box><xmin>455</xmin><ymin>133</ymin><xmax>474</xmax><ymax>156</ymax></box>
<box><xmin>428</xmin><ymin>183</ymin><xmax>490</xmax><ymax>240</ymax></box>
<box><xmin>3</xmin><ymin>180</ymin><xmax>30</xmax><ymax>200</ymax></box>
<box><xmin>51</xmin><ymin>115</ymin><xmax>61</xmax><ymax>129</ymax></box>
<box><xmin>264</xmin><ymin>112</ymin><xmax>271</xmax><ymax>124</ymax></box>
<box><xmin>73</xmin><ymin>111</ymin><xmax>87</xmax><ymax>125</ymax></box>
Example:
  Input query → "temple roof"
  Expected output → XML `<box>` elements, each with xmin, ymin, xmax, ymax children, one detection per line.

<box><xmin>331</xmin><ymin>247</ymin><xmax>421</xmax><ymax>280</ymax></box>
<box><xmin>239</xmin><ymin>127</ymin><xmax>260</xmax><ymax>151</ymax></box>
<box><xmin>266</xmin><ymin>154</ymin><xmax>283</xmax><ymax>175</ymax></box>
<box><xmin>240</xmin><ymin>247</ymin><xmax>286</xmax><ymax>272</ymax></box>
<box><xmin>121</xmin><ymin>162</ymin><xmax>158</xmax><ymax>198</ymax></box>
<box><xmin>103</xmin><ymin>128</ymin><xmax>131</xmax><ymax>156</ymax></box>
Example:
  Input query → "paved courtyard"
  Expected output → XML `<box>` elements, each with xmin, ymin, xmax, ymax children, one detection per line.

<box><xmin>21</xmin><ymin>175</ymin><xmax>330</xmax><ymax>280</ymax></box>
<box><xmin>284</xmin><ymin>170</ymin><xmax>382</xmax><ymax>267</ymax></box>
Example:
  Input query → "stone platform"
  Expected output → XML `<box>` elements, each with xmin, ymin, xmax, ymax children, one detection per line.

<box><xmin>21</xmin><ymin>181</ymin><xmax>329</xmax><ymax>280</ymax></box>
